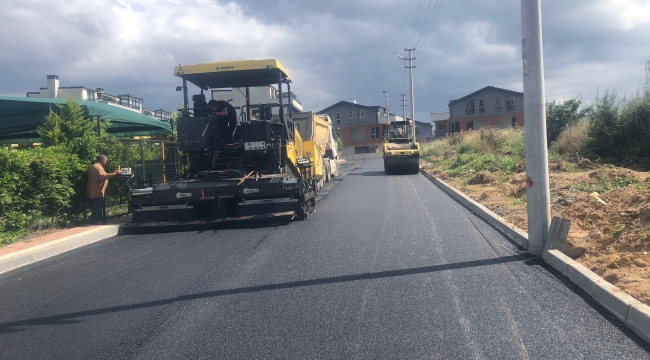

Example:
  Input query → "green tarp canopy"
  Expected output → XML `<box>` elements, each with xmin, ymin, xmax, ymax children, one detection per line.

<box><xmin>0</xmin><ymin>96</ymin><xmax>172</xmax><ymax>143</ymax></box>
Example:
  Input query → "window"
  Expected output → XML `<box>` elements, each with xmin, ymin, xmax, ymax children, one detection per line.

<box><xmin>465</xmin><ymin>100</ymin><xmax>475</xmax><ymax>114</ymax></box>
<box><xmin>506</xmin><ymin>96</ymin><xmax>515</xmax><ymax>110</ymax></box>
<box><xmin>467</xmin><ymin>121</ymin><xmax>474</xmax><ymax>130</ymax></box>
<box><xmin>348</xmin><ymin>111</ymin><xmax>353</xmax><ymax>122</ymax></box>
<box><xmin>336</xmin><ymin>112</ymin><xmax>341</xmax><ymax>124</ymax></box>
<box><xmin>415</xmin><ymin>126</ymin><xmax>421</xmax><ymax>135</ymax></box>
<box><xmin>512</xmin><ymin>117</ymin><xmax>517</xmax><ymax>127</ymax></box>
<box><xmin>479</xmin><ymin>99</ymin><xmax>485</xmax><ymax>113</ymax></box>
<box><xmin>371</xmin><ymin>126</ymin><xmax>380</xmax><ymax>139</ymax></box>
<box><xmin>437</xmin><ymin>123</ymin><xmax>447</xmax><ymax>130</ymax></box>
<box><xmin>450</xmin><ymin>121</ymin><xmax>459</xmax><ymax>131</ymax></box>
<box><xmin>357</xmin><ymin>109</ymin><xmax>365</xmax><ymax>121</ymax></box>
<box><xmin>495</xmin><ymin>97</ymin><xmax>502</xmax><ymax>111</ymax></box>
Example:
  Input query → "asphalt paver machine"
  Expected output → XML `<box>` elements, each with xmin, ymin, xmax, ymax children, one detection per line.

<box><xmin>127</xmin><ymin>59</ymin><xmax>317</xmax><ymax>227</ymax></box>
<box><xmin>383</xmin><ymin>118</ymin><xmax>420</xmax><ymax>175</ymax></box>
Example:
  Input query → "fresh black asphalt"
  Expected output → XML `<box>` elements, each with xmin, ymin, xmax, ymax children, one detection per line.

<box><xmin>1</xmin><ymin>159</ymin><xmax>649</xmax><ymax>359</ymax></box>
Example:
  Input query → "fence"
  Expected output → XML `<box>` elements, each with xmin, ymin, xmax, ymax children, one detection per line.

<box><xmin>118</xmin><ymin>139</ymin><xmax>182</xmax><ymax>188</ymax></box>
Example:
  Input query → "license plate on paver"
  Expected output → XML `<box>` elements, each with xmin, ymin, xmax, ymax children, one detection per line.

<box><xmin>245</xmin><ymin>141</ymin><xmax>265</xmax><ymax>150</ymax></box>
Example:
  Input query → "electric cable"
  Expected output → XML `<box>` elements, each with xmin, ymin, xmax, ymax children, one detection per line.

<box><xmin>413</xmin><ymin>0</ymin><xmax>437</xmax><ymax>50</ymax></box>
<box><xmin>406</xmin><ymin>0</ymin><xmax>424</xmax><ymax>49</ymax></box>
<box><xmin>415</xmin><ymin>0</ymin><xmax>444</xmax><ymax>55</ymax></box>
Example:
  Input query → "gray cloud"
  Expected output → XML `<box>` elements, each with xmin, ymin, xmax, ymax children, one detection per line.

<box><xmin>1</xmin><ymin>0</ymin><xmax>648</xmax><ymax>124</ymax></box>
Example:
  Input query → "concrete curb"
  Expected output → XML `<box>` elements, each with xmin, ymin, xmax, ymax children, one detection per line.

<box><xmin>419</xmin><ymin>168</ymin><xmax>650</xmax><ymax>343</ymax></box>
<box><xmin>544</xmin><ymin>249</ymin><xmax>650</xmax><ymax>342</ymax></box>
<box><xmin>0</xmin><ymin>225</ymin><xmax>120</xmax><ymax>275</ymax></box>
<box><xmin>419</xmin><ymin>169</ymin><xmax>529</xmax><ymax>250</ymax></box>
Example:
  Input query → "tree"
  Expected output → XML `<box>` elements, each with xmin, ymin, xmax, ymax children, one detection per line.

<box><xmin>587</xmin><ymin>83</ymin><xmax>650</xmax><ymax>167</ymax></box>
<box><xmin>587</xmin><ymin>91</ymin><xmax>621</xmax><ymax>159</ymax></box>
<box><xmin>546</xmin><ymin>98</ymin><xmax>589</xmax><ymax>147</ymax></box>
<box><xmin>38</xmin><ymin>97</ymin><xmax>99</xmax><ymax>163</ymax></box>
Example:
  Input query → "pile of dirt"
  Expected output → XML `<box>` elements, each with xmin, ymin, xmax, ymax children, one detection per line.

<box><xmin>425</xmin><ymin>163</ymin><xmax>650</xmax><ymax>304</ymax></box>
<box><xmin>467</xmin><ymin>171</ymin><xmax>497</xmax><ymax>185</ymax></box>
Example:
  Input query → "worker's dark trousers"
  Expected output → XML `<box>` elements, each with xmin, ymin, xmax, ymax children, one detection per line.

<box><xmin>90</xmin><ymin>197</ymin><xmax>105</xmax><ymax>223</ymax></box>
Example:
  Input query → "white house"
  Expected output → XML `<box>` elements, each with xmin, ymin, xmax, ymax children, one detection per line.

<box><xmin>26</xmin><ymin>75</ymin><xmax>170</xmax><ymax>121</ymax></box>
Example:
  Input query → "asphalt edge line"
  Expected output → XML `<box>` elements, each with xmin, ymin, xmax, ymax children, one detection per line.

<box><xmin>419</xmin><ymin>168</ymin><xmax>650</xmax><ymax>343</ymax></box>
<box><xmin>0</xmin><ymin>225</ymin><xmax>120</xmax><ymax>275</ymax></box>
<box><xmin>419</xmin><ymin>169</ymin><xmax>529</xmax><ymax>250</ymax></box>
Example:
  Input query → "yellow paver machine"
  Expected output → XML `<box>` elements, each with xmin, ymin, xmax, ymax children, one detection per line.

<box><xmin>383</xmin><ymin>118</ymin><xmax>420</xmax><ymax>175</ymax></box>
<box><xmin>126</xmin><ymin>59</ymin><xmax>318</xmax><ymax>227</ymax></box>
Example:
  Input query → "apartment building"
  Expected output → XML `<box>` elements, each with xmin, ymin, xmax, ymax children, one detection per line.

<box><xmin>26</xmin><ymin>75</ymin><xmax>171</xmax><ymax>121</ymax></box>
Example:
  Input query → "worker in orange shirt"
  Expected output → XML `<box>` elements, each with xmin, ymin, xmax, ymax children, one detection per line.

<box><xmin>87</xmin><ymin>155</ymin><xmax>120</xmax><ymax>224</ymax></box>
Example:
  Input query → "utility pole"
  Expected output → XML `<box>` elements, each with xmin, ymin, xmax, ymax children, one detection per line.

<box><xmin>399</xmin><ymin>48</ymin><xmax>416</xmax><ymax>141</ymax></box>
<box><xmin>400</xmin><ymin>94</ymin><xmax>407</xmax><ymax>120</ymax></box>
<box><xmin>521</xmin><ymin>0</ymin><xmax>550</xmax><ymax>256</ymax></box>
<box><xmin>383</xmin><ymin>91</ymin><xmax>390</xmax><ymax>144</ymax></box>
<box><xmin>383</xmin><ymin>91</ymin><xmax>390</xmax><ymax>119</ymax></box>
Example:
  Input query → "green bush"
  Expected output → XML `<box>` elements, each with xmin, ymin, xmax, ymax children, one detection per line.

<box><xmin>0</xmin><ymin>146</ymin><xmax>83</xmax><ymax>243</ymax></box>
<box><xmin>587</xmin><ymin>84</ymin><xmax>650</xmax><ymax>167</ymax></box>
<box><xmin>0</xmin><ymin>99</ymin><xmax>149</xmax><ymax>243</ymax></box>
<box><xmin>546</xmin><ymin>98</ymin><xmax>589</xmax><ymax>147</ymax></box>
<box><xmin>551</xmin><ymin>121</ymin><xmax>590</xmax><ymax>158</ymax></box>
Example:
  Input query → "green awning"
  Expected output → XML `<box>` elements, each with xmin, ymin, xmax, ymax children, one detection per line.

<box><xmin>0</xmin><ymin>96</ymin><xmax>171</xmax><ymax>143</ymax></box>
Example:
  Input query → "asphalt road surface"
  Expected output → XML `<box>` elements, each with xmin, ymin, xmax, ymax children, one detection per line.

<box><xmin>1</xmin><ymin>159</ymin><xmax>649</xmax><ymax>359</ymax></box>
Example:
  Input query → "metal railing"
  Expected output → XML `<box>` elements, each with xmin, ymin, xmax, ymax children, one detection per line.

<box><xmin>118</xmin><ymin>139</ymin><xmax>182</xmax><ymax>188</ymax></box>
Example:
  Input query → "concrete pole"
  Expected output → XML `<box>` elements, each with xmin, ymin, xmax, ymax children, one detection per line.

<box><xmin>521</xmin><ymin>0</ymin><xmax>550</xmax><ymax>256</ymax></box>
<box><xmin>405</xmin><ymin>48</ymin><xmax>416</xmax><ymax>141</ymax></box>
<box><xmin>383</xmin><ymin>92</ymin><xmax>389</xmax><ymax>120</ymax></box>
<box><xmin>400</xmin><ymin>94</ymin><xmax>407</xmax><ymax>121</ymax></box>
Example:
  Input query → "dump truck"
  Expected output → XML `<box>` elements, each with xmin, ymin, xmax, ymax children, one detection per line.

<box><xmin>383</xmin><ymin>118</ymin><xmax>420</xmax><ymax>175</ymax></box>
<box><xmin>293</xmin><ymin>111</ymin><xmax>338</xmax><ymax>191</ymax></box>
<box><xmin>126</xmin><ymin>59</ymin><xmax>317</xmax><ymax>227</ymax></box>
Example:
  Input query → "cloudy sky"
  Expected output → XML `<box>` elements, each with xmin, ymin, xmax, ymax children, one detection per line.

<box><xmin>1</xmin><ymin>0</ymin><xmax>649</xmax><ymax>122</ymax></box>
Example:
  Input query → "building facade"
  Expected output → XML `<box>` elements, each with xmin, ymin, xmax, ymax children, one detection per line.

<box><xmin>319</xmin><ymin>101</ymin><xmax>387</xmax><ymax>155</ymax></box>
<box><xmin>318</xmin><ymin>100</ymin><xmax>434</xmax><ymax>155</ymax></box>
<box><xmin>414</xmin><ymin>120</ymin><xmax>434</xmax><ymax>142</ymax></box>
<box><xmin>433</xmin><ymin>86</ymin><xmax>525</xmax><ymax>137</ymax></box>
<box><xmin>26</xmin><ymin>75</ymin><xmax>171</xmax><ymax>121</ymax></box>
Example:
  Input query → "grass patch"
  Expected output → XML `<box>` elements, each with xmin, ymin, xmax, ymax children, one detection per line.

<box><xmin>421</xmin><ymin>127</ymin><xmax>525</xmax><ymax>176</ymax></box>
<box><xmin>574</xmin><ymin>173</ymin><xmax>638</xmax><ymax>193</ymax></box>
<box><xmin>611</xmin><ymin>222</ymin><xmax>625</xmax><ymax>237</ymax></box>
<box><xmin>513</xmin><ymin>194</ymin><xmax>527</xmax><ymax>205</ymax></box>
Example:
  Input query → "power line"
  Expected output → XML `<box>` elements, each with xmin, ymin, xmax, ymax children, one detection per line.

<box><xmin>415</xmin><ymin>0</ymin><xmax>444</xmax><ymax>55</ymax></box>
<box><xmin>413</xmin><ymin>0</ymin><xmax>437</xmax><ymax>50</ymax></box>
<box><xmin>405</xmin><ymin>0</ymin><xmax>424</xmax><ymax>49</ymax></box>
